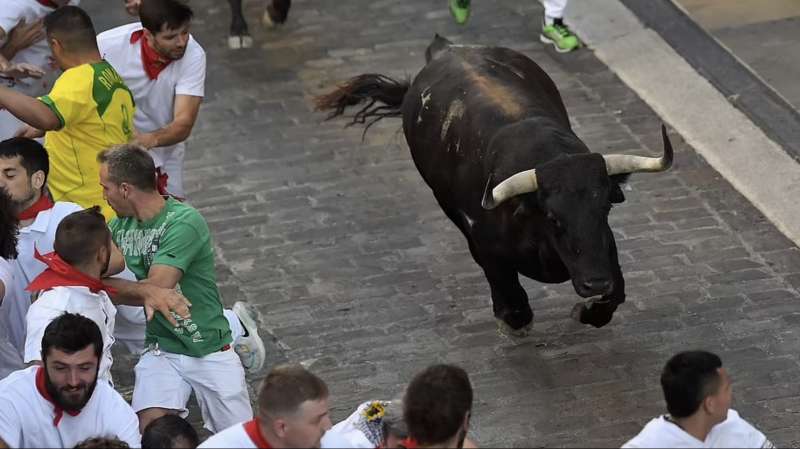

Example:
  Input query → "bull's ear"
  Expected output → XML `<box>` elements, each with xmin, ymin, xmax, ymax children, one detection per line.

<box><xmin>609</xmin><ymin>174</ymin><xmax>631</xmax><ymax>204</ymax></box>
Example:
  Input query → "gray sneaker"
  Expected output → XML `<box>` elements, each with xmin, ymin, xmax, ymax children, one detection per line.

<box><xmin>232</xmin><ymin>301</ymin><xmax>266</xmax><ymax>374</ymax></box>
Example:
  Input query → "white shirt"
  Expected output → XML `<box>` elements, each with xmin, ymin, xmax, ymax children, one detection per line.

<box><xmin>0</xmin><ymin>366</ymin><xmax>141</xmax><ymax>448</ymax></box>
<box><xmin>96</xmin><ymin>22</ymin><xmax>206</xmax><ymax>168</ymax></box>
<box><xmin>0</xmin><ymin>0</ymin><xmax>80</xmax><ymax>95</ymax></box>
<box><xmin>6</xmin><ymin>202</ymin><xmax>82</xmax><ymax>353</ymax></box>
<box><xmin>622</xmin><ymin>410</ymin><xmax>773</xmax><ymax>448</ymax></box>
<box><xmin>322</xmin><ymin>400</ymin><xmax>389</xmax><ymax>448</ymax></box>
<box><xmin>0</xmin><ymin>258</ymin><xmax>24</xmax><ymax>380</ymax></box>
<box><xmin>198</xmin><ymin>420</ymin><xmax>266</xmax><ymax>449</ymax></box>
<box><xmin>25</xmin><ymin>286</ymin><xmax>117</xmax><ymax>383</ymax></box>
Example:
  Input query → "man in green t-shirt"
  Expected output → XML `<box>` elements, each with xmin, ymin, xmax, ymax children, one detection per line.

<box><xmin>98</xmin><ymin>144</ymin><xmax>253</xmax><ymax>434</ymax></box>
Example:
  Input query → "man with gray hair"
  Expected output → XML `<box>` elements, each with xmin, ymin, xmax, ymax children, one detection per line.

<box><xmin>98</xmin><ymin>143</ymin><xmax>257</xmax><ymax>434</ymax></box>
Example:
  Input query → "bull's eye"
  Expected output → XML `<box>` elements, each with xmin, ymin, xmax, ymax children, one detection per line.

<box><xmin>546</xmin><ymin>211</ymin><xmax>563</xmax><ymax>230</ymax></box>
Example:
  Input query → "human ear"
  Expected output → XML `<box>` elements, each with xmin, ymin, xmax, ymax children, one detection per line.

<box><xmin>31</xmin><ymin>170</ymin><xmax>45</xmax><ymax>191</ymax></box>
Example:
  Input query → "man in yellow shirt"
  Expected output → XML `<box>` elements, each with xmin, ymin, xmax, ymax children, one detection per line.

<box><xmin>0</xmin><ymin>5</ymin><xmax>134</xmax><ymax>220</ymax></box>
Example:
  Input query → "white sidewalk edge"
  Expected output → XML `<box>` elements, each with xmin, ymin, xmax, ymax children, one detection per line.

<box><xmin>565</xmin><ymin>0</ymin><xmax>800</xmax><ymax>247</ymax></box>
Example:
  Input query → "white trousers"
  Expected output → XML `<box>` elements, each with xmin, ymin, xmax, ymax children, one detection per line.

<box><xmin>544</xmin><ymin>0</ymin><xmax>568</xmax><ymax>19</ymax></box>
<box><xmin>132</xmin><ymin>348</ymin><xmax>252</xmax><ymax>433</ymax></box>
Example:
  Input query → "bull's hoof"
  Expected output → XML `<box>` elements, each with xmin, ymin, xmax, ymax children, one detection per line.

<box><xmin>494</xmin><ymin>306</ymin><xmax>533</xmax><ymax>337</ymax></box>
<box><xmin>496</xmin><ymin>318</ymin><xmax>533</xmax><ymax>337</ymax></box>
<box><xmin>228</xmin><ymin>35</ymin><xmax>253</xmax><ymax>49</ymax></box>
<box><xmin>571</xmin><ymin>302</ymin><xmax>614</xmax><ymax>328</ymax></box>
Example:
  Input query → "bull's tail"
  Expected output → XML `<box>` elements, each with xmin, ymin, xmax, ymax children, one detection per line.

<box><xmin>313</xmin><ymin>74</ymin><xmax>409</xmax><ymax>136</ymax></box>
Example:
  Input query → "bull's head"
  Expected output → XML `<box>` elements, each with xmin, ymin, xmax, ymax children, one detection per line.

<box><xmin>481</xmin><ymin>125</ymin><xmax>673</xmax><ymax>297</ymax></box>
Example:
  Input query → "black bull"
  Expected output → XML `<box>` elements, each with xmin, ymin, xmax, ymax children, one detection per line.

<box><xmin>315</xmin><ymin>35</ymin><xmax>673</xmax><ymax>334</ymax></box>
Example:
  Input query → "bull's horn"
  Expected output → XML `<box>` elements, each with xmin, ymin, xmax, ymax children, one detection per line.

<box><xmin>481</xmin><ymin>169</ymin><xmax>538</xmax><ymax>210</ymax></box>
<box><xmin>603</xmin><ymin>124</ymin><xmax>674</xmax><ymax>176</ymax></box>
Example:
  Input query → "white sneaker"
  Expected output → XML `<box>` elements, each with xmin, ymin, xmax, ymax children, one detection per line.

<box><xmin>232</xmin><ymin>301</ymin><xmax>266</xmax><ymax>374</ymax></box>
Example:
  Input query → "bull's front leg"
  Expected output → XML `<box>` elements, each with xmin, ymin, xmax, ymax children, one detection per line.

<box><xmin>227</xmin><ymin>0</ymin><xmax>253</xmax><ymax>49</ymax></box>
<box><xmin>571</xmin><ymin>267</ymin><xmax>625</xmax><ymax>328</ymax></box>
<box><xmin>263</xmin><ymin>0</ymin><xmax>291</xmax><ymax>27</ymax></box>
<box><xmin>482</xmin><ymin>262</ymin><xmax>534</xmax><ymax>336</ymax></box>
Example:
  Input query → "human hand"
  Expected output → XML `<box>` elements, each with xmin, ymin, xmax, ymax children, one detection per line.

<box><xmin>7</xmin><ymin>18</ymin><xmax>45</xmax><ymax>53</ymax></box>
<box><xmin>142</xmin><ymin>283</ymin><xmax>192</xmax><ymax>326</ymax></box>
<box><xmin>14</xmin><ymin>124</ymin><xmax>45</xmax><ymax>139</ymax></box>
<box><xmin>1</xmin><ymin>62</ymin><xmax>45</xmax><ymax>79</ymax></box>
<box><xmin>124</xmin><ymin>0</ymin><xmax>141</xmax><ymax>16</ymax></box>
<box><xmin>133</xmin><ymin>131</ymin><xmax>159</xmax><ymax>149</ymax></box>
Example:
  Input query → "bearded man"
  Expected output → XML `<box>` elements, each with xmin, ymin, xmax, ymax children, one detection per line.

<box><xmin>0</xmin><ymin>313</ymin><xmax>141</xmax><ymax>448</ymax></box>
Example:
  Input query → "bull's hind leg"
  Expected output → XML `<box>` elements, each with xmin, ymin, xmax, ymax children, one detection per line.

<box><xmin>227</xmin><ymin>0</ymin><xmax>253</xmax><ymax>49</ymax></box>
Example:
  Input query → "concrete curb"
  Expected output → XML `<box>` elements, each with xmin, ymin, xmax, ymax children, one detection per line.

<box><xmin>565</xmin><ymin>0</ymin><xmax>800</xmax><ymax>248</ymax></box>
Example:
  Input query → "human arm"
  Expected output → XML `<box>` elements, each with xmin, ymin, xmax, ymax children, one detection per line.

<box><xmin>1</xmin><ymin>18</ymin><xmax>44</xmax><ymax>63</ymax></box>
<box><xmin>103</xmin><ymin>241</ymin><xmax>126</xmax><ymax>278</ymax></box>
<box><xmin>103</xmin><ymin>277</ymin><xmax>190</xmax><ymax>326</ymax></box>
<box><xmin>0</xmin><ymin>86</ymin><xmax>61</xmax><ymax>130</ymax></box>
<box><xmin>0</xmin><ymin>20</ymin><xmax>45</xmax><ymax>79</ymax></box>
<box><xmin>134</xmin><ymin>95</ymin><xmax>202</xmax><ymax>149</ymax></box>
<box><xmin>14</xmin><ymin>124</ymin><xmax>45</xmax><ymax>139</ymax></box>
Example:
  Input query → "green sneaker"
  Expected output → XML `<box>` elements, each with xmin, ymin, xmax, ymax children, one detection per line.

<box><xmin>540</xmin><ymin>19</ymin><xmax>580</xmax><ymax>53</ymax></box>
<box><xmin>449</xmin><ymin>0</ymin><xmax>471</xmax><ymax>25</ymax></box>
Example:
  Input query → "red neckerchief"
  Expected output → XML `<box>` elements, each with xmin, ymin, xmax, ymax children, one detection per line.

<box><xmin>26</xmin><ymin>248</ymin><xmax>117</xmax><ymax>295</ymax></box>
<box><xmin>400</xmin><ymin>438</ymin><xmax>419</xmax><ymax>449</ymax></box>
<box><xmin>130</xmin><ymin>30</ymin><xmax>173</xmax><ymax>80</ymax></box>
<box><xmin>35</xmin><ymin>0</ymin><xmax>59</xmax><ymax>8</ymax></box>
<box><xmin>17</xmin><ymin>194</ymin><xmax>54</xmax><ymax>221</ymax></box>
<box><xmin>243</xmin><ymin>419</ymin><xmax>272</xmax><ymax>449</ymax></box>
<box><xmin>35</xmin><ymin>367</ymin><xmax>81</xmax><ymax>426</ymax></box>
<box><xmin>155</xmin><ymin>168</ymin><xmax>185</xmax><ymax>201</ymax></box>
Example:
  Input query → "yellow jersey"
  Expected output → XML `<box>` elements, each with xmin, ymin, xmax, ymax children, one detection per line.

<box><xmin>38</xmin><ymin>60</ymin><xmax>135</xmax><ymax>220</ymax></box>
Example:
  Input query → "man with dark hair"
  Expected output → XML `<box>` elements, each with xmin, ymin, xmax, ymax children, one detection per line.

<box><xmin>404</xmin><ymin>364</ymin><xmax>473</xmax><ymax>448</ymax></box>
<box><xmin>74</xmin><ymin>436</ymin><xmax>131</xmax><ymax>449</ymax></box>
<box><xmin>0</xmin><ymin>187</ymin><xmax>24</xmax><ymax>380</ymax></box>
<box><xmin>0</xmin><ymin>137</ymin><xmax>192</xmax><ymax>366</ymax></box>
<box><xmin>141</xmin><ymin>414</ymin><xmax>199</xmax><ymax>449</ymax></box>
<box><xmin>623</xmin><ymin>350</ymin><xmax>772</xmax><ymax>448</ymax></box>
<box><xmin>0</xmin><ymin>5</ymin><xmax>134</xmax><ymax>220</ymax></box>
<box><xmin>199</xmin><ymin>364</ymin><xmax>332</xmax><ymax>448</ymax></box>
<box><xmin>24</xmin><ymin>206</ymin><xmax>118</xmax><ymax>383</ymax></box>
<box><xmin>98</xmin><ymin>0</ymin><xmax>204</xmax><ymax>199</ymax></box>
<box><xmin>0</xmin><ymin>313</ymin><xmax>140</xmax><ymax>448</ymax></box>
<box><xmin>99</xmin><ymin>144</ymin><xmax>259</xmax><ymax>434</ymax></box>
<box><xmin>0</xmin><ymin>136</ymin><xmax>82</xmax><ymax>362</ymax></box>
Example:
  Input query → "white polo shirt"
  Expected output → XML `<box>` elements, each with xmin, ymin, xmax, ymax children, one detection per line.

<box><xmin>96</xmin><ymin>22</ymin><xmax>205</xmax><ymax>172</ymax></box>
<box><xmin>0</xmin><ymin>366</ymin><xmax>141</xmax><ymax>448</ymax></box>
<box><xmin>0</xmin><ymin>258</ymin><xmax>24</xmax><ymax>380</ymax></box>
<box><xmin>198</xmin><ymin>419</ymin><xmax>270</xmax><ymax>449</ymax></box>
<box><xmin>5</xmin><ymin>202</ymin><xmax>82</xmax><ymax>353</ymax></box>
<box><xmin>622</xmin><ymin>410</ymin><xmax>773</xmax><ymax>448</ymax></box>
<box><xmin>25</xmin><ymin>286</ymin><xmax>117</xmax><ymax>383</ymax></box>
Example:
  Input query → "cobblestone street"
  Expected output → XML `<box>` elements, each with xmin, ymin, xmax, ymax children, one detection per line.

<box><xmin>86</xmin><ymin>0</ymin><xmax>800</xmax><ymax>446</ymax></box>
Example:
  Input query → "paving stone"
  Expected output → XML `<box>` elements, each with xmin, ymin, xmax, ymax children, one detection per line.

<box><xmin>82</xmin><ymin>0</ymin><xmax>800</xmax><ymax>446</ymax></box>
